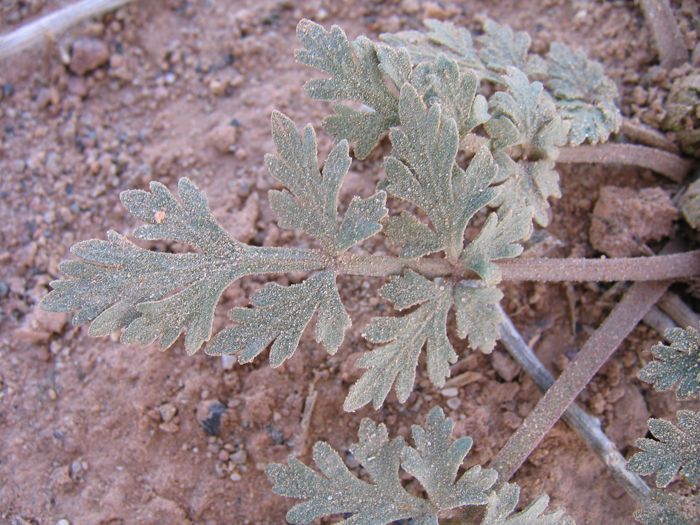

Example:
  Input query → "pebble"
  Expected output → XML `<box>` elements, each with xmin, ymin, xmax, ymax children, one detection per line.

<box><xmin>56</xmin><ymin>520</ymin><xmax>71</xmax><ymax>525</ymax></box>
<box><xmin>221</xmin><ymin>355</ymin><xmax>236</xmax><ymax>370</ymax></box>
<box><xmin>229</xmin><ymin>472</ymin><xmax>242</xmax><ymax>482</ymax></box>
<box><xmin>440</xmin><ymin>387</ymin><xmax>459</xmax><ymax>398</ymax></box>
<box><xmin>206</xmin><ymin>123</ymin><xmax>238</xmax><ymax>154</ymax></box>
<box><xmin>70</xmin><ymin>37</ymin><xmax>110</xmax><ymax>75</ymax></box>
<box><xmin>158</xmin><ymin>403</ymin><xmax>177</xmax><ymax>423</ymax></box>
<box><xmin>491</xmin><ymin>351</ymin><xmax>520</xmax><ymax>382</ymax></box>
<box><xmin>400</xmin><ymin>0</ymin><xmax>420</xmax><ymax>14</ymax></box>
<box><xmin>164</xmin><ymin>73</ymin><xmax>176</xmax><ymax>85</ymax></box>
<box><xmin>446</xmin><ymin>398</ymin><xmax>462</xmax><ymax>410</ymax></box>
<box><xmin>424</xmin><ymin>1</ymin><xmax>449</xmax><ymax>19</ymax></box>
<box><xmin>0</xmin><ymin>281</ymin><xmax>8</xmax><ymax>298</ymax></box>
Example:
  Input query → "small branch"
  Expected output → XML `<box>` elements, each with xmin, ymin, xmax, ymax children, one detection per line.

<box><xmin>493</xmin><ymin>302</ymin><xmax>651</xmax><ymax>505</ymax></box>
<box><xmin>620</xmin><ymin>118</ymin><xmax>680</xmax><ymax>155</ymax></box>
<box><xmin>0</xmin><ymin>0</ymin><xmax>135</xmax><ymax>59</ymax></box>
<box><xmin>657</xmin><ymin>291</ymin><xmax>700</xmax><ymax>331</ymax></box>
<box><xmin>498</xmin><ymin>251</ymin><xmax>700</xmax><ymax>282</ymax></box>
<box><xmin>557</xmin><ymin>144</ymin><xmax>691</xmax><ymax>183</ymax></box>
<box><xmin>488</xmin><ymin>279</ymin><xmax>671</xmax><ymax>484</ymax></box>
<box><xmin>638</xmin><ymin>0</ymin><xmax>689</xmax><ymax>70</ymax></box>
<box><xmin>643</xmin><ymin>305</ymin><xmax>677</xmax><ymax>340</ymax></box>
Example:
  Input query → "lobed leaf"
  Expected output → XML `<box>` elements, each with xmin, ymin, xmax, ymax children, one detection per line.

<box><xmin>627</xmin><ymin>409</ymin><xmax>700</xmax><ymax>488</ymax></box>
<box><xmin>484</xmin><ymin>67</ymin><xmax>568</xmax><ymax>160</ymax></box>
<box><xmin>453</xmin><ymin>283</ymin><xmax>504</xmax><ymax>353</ymax></box>
<box><xmin>481</xmin><ymin>483</ymin><xmax>575</xmax><ymax>525</ymax></box>
<box><xmin>344</xmin><ymin>274</ymin><xmax>454</xmax><ymax>411</ymax></box>
<box><xmin>296</xmin><ymin>19</ymin><xmax>400</xmax><ymax>158</ymax></box>
<box><xmin>266</xmin><ymin>111</ymin><xmax>387</xmax><ymax>254</ymax></box>
<box><xmin>206</xmin><ymin>270</ymin><xmax>349</xmax><ymax>367</ymax></box>
<box><xmin>490</xmin><ymin>154</ymin><xmax>561</xmax><ymax>227</ymax></box>
<box><xmin>477</xmin><ymin>20</ymin><xmax>531</xmax><ymax>74</ymax></box>
<box><xmin>460</xmin><ymin>209</ymin><xmax>533</xmax><ymax>286</ymax></box>
<box><xmin>383</xmin><ymin>85</ymin><xmax>498</xmax><ymax>261</ymax></box>
<box><xmin>41</xmin><ymin>179</ymin><xmax>326</xmax><ymax>354</ymax></box>
<box><xmin>401</xmin><ymin>407</ymin><xmax>497</xmax><ymax>510</ymax></box>
<box><xmin>634</xmin><ymin>491</ymin><xmax>700</xmax><ymax>525</ymax></box>
<box><xmin>637</xmin><ymin>327</ymin><xmax>700</xmax><ymax>400</ymax></box>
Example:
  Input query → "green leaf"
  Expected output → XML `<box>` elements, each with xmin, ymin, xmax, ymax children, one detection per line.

<box><xmin>401</xmin><ymin>407</ymin><xmax>497</xmax><ymax>510</ymax></box>
<box><xmin>40</xmin><ymin>179</ymin><xmax>326</xmax><ymax>354</ymax></box>
<box><xmin>461</xmin><ymin>209</ymin><xmax>533</xmax><ymax>286</ymax></box>
<box><xmin>627</xmin><ymin>410</ymin><xmax>700</xmax><ymax>488</ymax></box>
<box><xmin>634</xmin><ymin>491</ymin><xmax>700</xmax><ymax>525</ymax></box>
<box><xmin>266</xmin><ymin>111</ymin><xmax>387</xmax><ymax>254</ymax></box>
<box><xmin>381</xmin><ymin>212</ymin><xmax>444</xmax><ymax>259</ymax></box>
<box><xmin>296</xmin><ymin>19</ymin><xmax>400</xmax><ymax>159</ymax></box>
<box><xmin>344</xmin><ymin>274</ymin><xmax>454</xmax><ymax>411</ymax></box>
<box><xmin>484</xmin><ymin>67</ymin><xmax>568</xmax><ymax>160</ymax></box>
<box><xmin>206</xmin><ymin>270</ymin><xmax>349</xmax><ymax>366</ymax></box>
<box><xmin>383</xmin><ymin>85</ymin><xmax>498</xmax><ymax>261</ymax></box>
<box><xmin>481</xmin><ymin>483</ymin><xmax>575</xmax><ymax>525</ymax></box>
<box><xmin>453</xmin><ymin>283</ymin><xmax>504</xmax><ymax>353</ymax></box>
<box><xmin>477</xmin><ymin>20</ymin><xmax>531</xmax><ymax>73</ymax></box>
<box><xmin>638</xmin><ymin>327</ymin><xmax>700</xmax><ymax>400</ymax></box>
<box><xmin>419</xmin><ymin>55</ymin><xmax>490</xmax><ymax>136</ymax></box>
<box><xmin>491</xmin><ymin>153</ymin><xmax>561</xmax><ymax>227</ymax></box>
<box><xmin>556</xmin><ymin>99</ymin><xmax>620</xmax><ymax>146</ymax></box>
<box><xmin>266</xmin><ymin>418</ymin><xmax>433</xmax><ymax>525</ymax></box>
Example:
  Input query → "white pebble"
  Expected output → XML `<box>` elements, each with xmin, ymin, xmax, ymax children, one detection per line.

<box><xmin>441</xmin><ymin>387</ymin><xmax>459</xmax><ymax>398</ymax></box>
<box><xmin>57</xmin><ymin>520</ymin><xmax>71</xmax><ymax>525</ymax></box>
<box><xmin>221</xmin><ymin>355</ymin><xmax>236</xmax><ymax>370</ymax></box>
<box><xmin>447</xmin><ymin>398</ymin><xmax>462</xmax><ymax>410</ymax></box>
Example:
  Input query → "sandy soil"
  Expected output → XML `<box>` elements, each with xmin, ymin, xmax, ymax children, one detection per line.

<box><xmin>0</xmin><ymin>1</ymin><xmax>699</xmax><ymax>524</ymax></box>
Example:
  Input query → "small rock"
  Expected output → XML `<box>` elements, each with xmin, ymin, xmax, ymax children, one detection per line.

<box><xmin>228</xmin><ymin>449</ymin><xmax>247</xmax><ymax>464</ymax></box>
<box><xmin>164</xmin><ymin>72</ymin><xmax>176</xmax><ymax>85</ymax></box>
<box><xmin>56</xmin><ymin>520</ymin><xmax>71</xmax><ymax>525</ymax></box>
<box><xmin>221</xmin><ymin>355</ymin><xmax>236</xmax><ymax>370</ymax></box>
<box><xmin>158</xmin><ymin>421</ymin><xmax>180</xmax><ymax>434</ymax></box>
<box><xmin>0</xmin><ymin>281</ymin><xmax>8</xmax><ymax>297</ymax></box>
<box><xmin>503</xmin><ymin>412</ymin><xmax>523</xmax><ymax>429</ymax></box>
<box><xmin>45</xmin><ymin>152</ymin><xmax>62</xmax><ymax>176</ymax></box>
<box><xmin>70</xmin><ymin>37</ymin><xmax>110</xmax><ymax>75</ymax></box>
<box><xmin>229</xmin><ymin>472</ymin><xmax>242</xmax><ymax>482</ymax></box>
<box><xmin>206</xmin><ymin>122</ymin><xmax>238</xmax><ymax>153</ymax></box>
<box><xmin>196</xmin><ymin>400</ymin><xmax>227</xmax><ymax>436</ymax></box>
<box><xmin>424</xmin><ymin>1</ymin><xmax>448</xmax><ymax>19</ymax></box>
<box><xmin>218</xmin><ymin>450</ymin><xmax>230</xmax><ymax>462</ymax></box>
<box><xmin>446</xmin><ymin>397</ymin><xmax>462</xmax><ymax>410</ymax></box>
<box><xmin>209</xmin><ymin>78</ymin><xmax>226</xmax><ymax>96</ymax></box>
<box><xmin>400</xmin><ymin>0</ymin><xmax>421</xmax><ymax>14</ymax></box>
<box><xmin>491</xmin><ymin>351</ymin><xmax>520</xmax><ymax>382</ymax></box>
<box><xmin>50</xmin><ymin>465</ymin><xmax>73</xmax><ymax>491</ymax></box>
<box><xmin>440</xmin><ymin>387</ymin><xmax>459</xmax><ymax>398</ymax></box>
<box><xmin>70</xmin><ymin>459</ymin><xmax>82</xmax><ymax>474</ymax></box>
<box><xmin>158</xmin><ymin>403</ymin><xmax>177</xmax><ymax>423</ymax></box>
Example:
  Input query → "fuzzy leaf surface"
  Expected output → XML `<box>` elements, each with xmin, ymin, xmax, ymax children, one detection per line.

<box><xmin>401</xmin><ymin>407</ymin><xmax>497</xmax><ymax>510</ymax></box>
<box><xmin>344</xmin><ymin>274</ymin><xmax>455</xmax><ymax>411</ymax></box>
<box><xmin>634</xmin><ymin>491</ymin><xmax>700</xmax><ymax>525</ymax></box>
<box><xmin>267</xmin><ymin>407</ymin><xmax>506</xmax><ymax>524</ymax></box>
<box><xmin>637</xmin><ymin>327</ymin><xmax>700</xmax><ymax>400</ymax></box>
<box><xmin>206</xmin><ymin>270</ymin><xmax>349</xmax><ymax>366</ymax></box>
<box><xmin>267</xmin><ymin>418</ymin><xmax>432</xmax><ymax>524</ymax></box>
<box><xmin>453</xmin><ymin>283</ymin><xmax>504</xmax><ymax>353</ymax></box>
<box><xmin>477</xmin><ymin>20</ymin><xmax>531</xmax><ymax>73</ymax></box>
<box><xmin>481</xmin><ymin>484</ymin><xmax>575</xmax><ymax>525</ymax></box>
<box><xmin>266</xmin><ymin>112</ymin><xmax>387</xmax><ymax>254</ymax></box>
<box><xmin>627</xmin><ymin>410</ymin><xmax>700</xmax><ymax>488</ymax></box>
<box><xmin>460</xmin><ymin>209</ymin><xmax>533</xmax><ymax>286</ymax></box>
<box><xmin>491</xmin><ymin>154</ymin><xmax>561</xmax><ymax>227</ymax></box>
<box><xmin>383</xmin><ymin>85</ymin><xmax>498</xmax><ymax>260</ymax></box>
<box><xmin>296</xmin><ymin>19</ymin><xmax>400</xmax><ymax>158</ymax></box>
<box><xmin>40</xmin><ymin>178</ymin><xmax>326</xmax><ymax>354</ymax></box>
<box><xmin>484</xmin><ymin>67</ymin><xmax>567</xmax><ymax>160</ymax></box>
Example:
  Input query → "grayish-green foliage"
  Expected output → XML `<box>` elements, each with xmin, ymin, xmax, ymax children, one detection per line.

<box><xmin>453</xmin><ymin>283</ymin><xmax>504</xmax><ymax>353</ymax></box>
<box><xmin>267</xmin><ymin>407</ymin><xmax>572</xmax><ymax>524</ymax></box>
<box><xmin>380</xmin><ymin>18</ymin><xmax>620</xmax><ymax>146</ymax></box>
<box><xmin>627</xmin><ymin>409</ymin><xmax>700</xmax><ymax>488</ymax></box>
<box><xmin>39</xmin><ymin>178</ymin><xmax>326</xmax><ymax>355</ymax></box>
<box><xmin>637</xmin><ymin>327</ymin><xmax>700</xmax><ymax>400</ymax></box>
<box><xmin>634</xmin><ymin>491</ymin><xmax>700</xmax><ymax>525</ymax></box>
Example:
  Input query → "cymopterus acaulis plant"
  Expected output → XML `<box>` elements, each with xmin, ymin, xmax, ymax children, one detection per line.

<box><xmin>40</xmin><ymin>17</ymin><xmax>623</xmax><ymax>523</ymax></box>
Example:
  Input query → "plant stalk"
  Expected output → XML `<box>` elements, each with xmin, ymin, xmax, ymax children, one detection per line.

<box><xmin>487</xmin><ymin>279</ymin><xmax>671</xmax><ymax>485</ymax></box>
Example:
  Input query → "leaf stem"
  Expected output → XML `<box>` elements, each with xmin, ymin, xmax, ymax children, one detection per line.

<box><xmin>488</xmin><ymin>279</ymin><xmax>671</xmax><ymax>485</ymax></box>
<box><xmin>335</xmin><ymin>250</ymin><xmax>700</xmax><ymax>282</ymax></box>
<box><xmin>493</xmin><ymin>302</ymin><xmax>652</xmax><ymax>505</ymax></box>
<box><xmin>557</xmin><ymin>144</ymin><xmax>691</xmax><ymax>182</ymax></box>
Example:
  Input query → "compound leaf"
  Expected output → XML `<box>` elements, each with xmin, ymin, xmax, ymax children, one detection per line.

<box><xmin>206</xmin><ymin>270</ymin><xmax>349</xmax><ymax>367</ymax></box>
<box><xmin>296</xmin><ymin>19</ymin><xmax>400</xmax><ymax>159</ymax></box>
<box><xmin>384</xmin><ymin>85</ymin><xmax>497</xmax><ymax>261</ymax></box>
<box><xmin>627</xmin><ymin>410</ymin><xmax>700</xmax><ymax>488</ymax></box>
<box><xmin>634</xmin><ymin>491</ymin><xmax>700</xmax><ymax>525</ymax></box>
<box><xmin>477</xmin><ymin>20</ymin><xmax>531</xmax><ymax>73</ymax></box>
<box><xmin>453</xmin><ymin>283</ymin><xmax>504</xmax><ymax>353</ymax></box>
<box><xmin>491</xmin><ymin>154</ymin><xmax>561</xmax><ymax>227</ymax></box>
<box><xmin>40</xmin><ymin>179</ymin><xmax>326</xmax><ymax>354</ymax></box>
<box><xmin>344</xmin><ymin>275</ymin><xmax>454</xmax><ymax>411</ymax></box>
<box><xmin>266</xmin><ymin>418</ymin><xmax>432</xmax><ymax>524</ymax></box>
<box><xmin>482</xmin><ymin>483</ymin><xmax>574</xmax><ymax>525</ymax></box>
<box><xmin>461</xmin><ymin>209</ymin><xmax>533</xmax><ymax>286</ymax></box>
<box><xmin>266</xmin><ymin>111</ymin><xmax>387</xmax><ymax>254</ymax></box>
<box><xmin>401</xmin><ymin>407</ymin><xmax>497</xmax><ymax>510</ymax></box>
<box><xmin>485</xmin><ymin>67</ymin><xmax>568</xmax><ymax>160</ymax></box>
<box><xmin>638</xmin><ymin>327</ymin><xmax>700</xmax><ymax>400</ymax></box>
